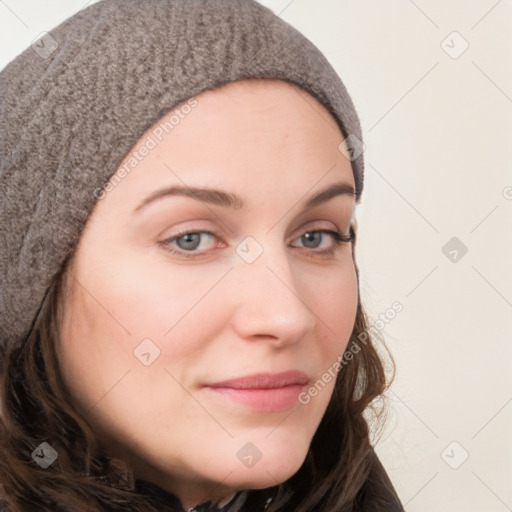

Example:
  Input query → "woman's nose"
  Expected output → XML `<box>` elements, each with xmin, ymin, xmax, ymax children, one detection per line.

<box><xmin>228</xmin><ymin>239</ymin><xmax>317</xmax><ymax>348</ymax></box>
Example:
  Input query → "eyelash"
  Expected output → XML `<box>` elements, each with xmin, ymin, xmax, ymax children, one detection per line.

<box><xmin>159</xmin><ymin>227</ymin><xmax>354</xmax><ymax>260</ymax></box>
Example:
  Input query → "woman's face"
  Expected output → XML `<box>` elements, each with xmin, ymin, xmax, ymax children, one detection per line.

<box><xmin>58</xmin><ymin>79</ymin><xmax>358</xmax><ymax>509</ymax></box>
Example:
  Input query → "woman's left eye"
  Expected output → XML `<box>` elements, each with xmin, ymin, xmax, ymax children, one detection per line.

<box><xmin>290</xmin><ymin>229</ymin><xmax>353</xmax><ymax>254</ymax></box>
<box><xmin>159</xmin><ymin>228</ymin><xmax>353</xmax><ymax>259</ymax></box>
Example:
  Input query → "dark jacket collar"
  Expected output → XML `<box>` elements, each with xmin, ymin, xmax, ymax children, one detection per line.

<box><xmin>135</xmin><ymin>479</ymin><xmax>278</xmax><ymax>512</ymax></box>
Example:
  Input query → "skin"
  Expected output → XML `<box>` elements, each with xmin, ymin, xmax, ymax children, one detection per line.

<box><xmin>58</xmin><ymin>78</ymin><xmax>358</xmax><ymax>510</ymax></box>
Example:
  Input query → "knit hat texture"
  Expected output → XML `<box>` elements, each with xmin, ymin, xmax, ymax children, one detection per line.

<box><xmin>0</xmin><ymin>0</ymin><xmax>364</xmax><ymax>361</ymax></box>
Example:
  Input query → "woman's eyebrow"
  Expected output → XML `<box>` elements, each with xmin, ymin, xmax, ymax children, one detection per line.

<box><xmin>132</xmin><ymin>181</ymin><xmax>355</xmax><ymax>214</ymax></box>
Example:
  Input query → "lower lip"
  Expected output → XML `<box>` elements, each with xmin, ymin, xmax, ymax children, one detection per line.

<box><xmin>205</xmin><ymin>385</ymin><xmax>305</xmax><ymax>412</ymax></box>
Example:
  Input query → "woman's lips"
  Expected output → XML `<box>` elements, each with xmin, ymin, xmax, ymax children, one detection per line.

<box><xmin>205</xmin><ymin>385</ymin><xmax>305</xmax><ymax>411</ymax></box>
<box><xmin>203</xmin><ymin>370</ymin><xmax>309</xmax><ymax>412</ymax></box>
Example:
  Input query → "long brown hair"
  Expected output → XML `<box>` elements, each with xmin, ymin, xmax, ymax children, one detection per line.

<box><xmin>0</xmin><ymin>226</ymin><xmax>399</xmax><ymax>511</ymax></box>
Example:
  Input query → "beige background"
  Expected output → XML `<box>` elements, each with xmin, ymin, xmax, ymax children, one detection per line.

<box><xmin>1</xmin><ymin>1</ymin><xmax>511</xmax><ymax>510</ymax></box>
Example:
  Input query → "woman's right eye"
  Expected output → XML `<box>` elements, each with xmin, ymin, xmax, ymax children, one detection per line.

<box><xmin>159</xmin><ymin>230</ymin><xmax>219</xmax><ymax>259</ymax></box>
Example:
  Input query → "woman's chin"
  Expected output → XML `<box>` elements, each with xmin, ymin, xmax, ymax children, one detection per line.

<box><xmin>214</xmin><ymin>445</ymin><xmax>308</xmax><ymax>490</ymax></box>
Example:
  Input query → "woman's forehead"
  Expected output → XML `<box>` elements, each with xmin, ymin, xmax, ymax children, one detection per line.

<box><xmin>93</xmin><ymin>80</ymin><xmax>354</xmax><ymax>216</ymax></box>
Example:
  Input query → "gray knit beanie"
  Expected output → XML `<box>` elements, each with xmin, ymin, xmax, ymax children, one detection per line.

<box><xmin>0</xmin><ymin>0</ymin><xmax>364</xmax><ymax>362</ymax></box>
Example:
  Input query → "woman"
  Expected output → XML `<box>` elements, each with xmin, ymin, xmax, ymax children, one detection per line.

<box><xmin>0</xmin><ymin>1</ymin><xmax>404</xmax><ymax>510</ymax></box>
